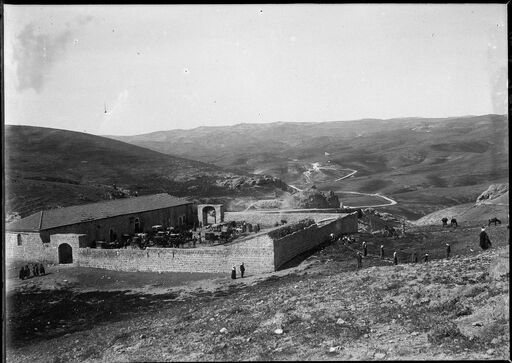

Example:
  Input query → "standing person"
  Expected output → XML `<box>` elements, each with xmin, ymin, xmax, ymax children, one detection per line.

<box><xmin>479</xmin><ymin>227</ymin><xmax>492</xmax><ymax>250</ymax></box>
<box><xmin>240</xmin><ymin>262</ymin><xmax>245</xmax><ymax>278</ymax></box>
<box><xmin>450</xmin><ymin>217</ymin><xmax>458</xmax><ymax>228</ymax></box>
<box><xmin>411</xmin><ymin>252</ymin><xmax>418</xmax><ymax>263</ymax></box>
<box><xmin>39</xmin><ymin>263</ymin><xmax>45</xmax><ymax>275</ymax></box>
<box><xmin>423</xmin><ymin>253</ymin><xmax>429</xmax><ymax>263</ymax></box>
<box><xmin>19</xmin><ymin>266</ymin><xmax>25</xmax><ymax>280</ymax></box>
<box><xmin>231</xmin><ymin>265</ymin><xmax>237</xmax><ymax>280</ymax></box>
<box><xmin>356</xmin><ymin>252</ymin><xmax>363</xmax><ymax>269</ymax></box>
<box><xmin>446</xmin><ymin>243</ymin><xmax>451</xmax><ymax>259</ymax></box>
<box><xmin>380</xmin><ymin>245</ymin><xmax>385</xmax><ymax>260</ymax></box>
<box><xmin>24</xmin><ymin>265</ymin><xmax>31</xmax><ymax>278</ymax></box>
<box><xmin>442</xmin><ymin>217</ymin><xmax>448</xmax><ymax>227</ymax></box>
<box><xmin>362</xmin><ymin>241</ymin><xmax>367</xmax><ymax>257</ymax></box>
<box><xmin>33</xmin><ymin>263</ymin><xmax>39</xmax><ymax>276</ymax></box>
<box><xmin>393</xmin><ymin>251</ymin><xmax>398</xmax><ymax>265</ymax></box>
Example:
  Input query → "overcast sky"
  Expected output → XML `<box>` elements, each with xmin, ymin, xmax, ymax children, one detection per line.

<box><xmin>4</xmin><ymin>4</ymin><xmax>508</xmax><ymax>136</ymax></box>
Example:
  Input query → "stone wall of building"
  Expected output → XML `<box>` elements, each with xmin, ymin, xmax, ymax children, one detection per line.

<box><xmin>5</xmin><ymin>212</ymin><xmax>358</xmax><ymax>274</ymax></box>
<box><xmin>40</xmin><ymin>204</ymin><xmax>194</xmax><ymax>245</ymax></box>
<box><xmin>225</xmin><ymin>211</ymin><xmax>342</xmax><ymax>228</ymax></box>
<box><xmin>272</xmin><ymin>213</ymin><xmax>358</xmax><ymax>270</ymax></box>
<box><xmin>76</xmin><ymin>233</ymin><xmax>275</xmax><ymax>274</ymax></box>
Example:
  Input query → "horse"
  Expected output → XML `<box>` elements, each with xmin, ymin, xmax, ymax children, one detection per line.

<box><xmin>488</xmin><ymin>217</ymin><xmax>502</xmax><ymax>226</ymax></box>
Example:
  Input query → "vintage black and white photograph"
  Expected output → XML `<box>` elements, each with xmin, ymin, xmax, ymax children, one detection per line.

<box><xmin>3</xmin><ymin>4</ymin><xmax>509</xmax><ymax>361</ymax></box>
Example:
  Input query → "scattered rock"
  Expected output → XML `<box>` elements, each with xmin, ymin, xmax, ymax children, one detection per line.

<box><xmin>411</xmin><ymin>331</ymin><xmax>420</xmax><ymax>336</ymax></box>
<box><xmin>336</xmin><ymin>318</ymin><xmax>346</xmax><ymax>325</ymax></box>
<box><xmin>274</xmin><ymin>328</ymin><xmax>283</xmax><ymax>335</ymax></box>
<box><xmin>486</xmin><ymin>349</ymin><xmax>495</xmax><ymax>355</ymax></box>
<box><xmin>491</xmin><ymin>337</ymin><xmax>499</xmax><ymax>345</ymax></box>
<box><xmin>246</xmin><ymin>337</ymin><xmax>251</xmax><ymax>342</ymax></box>
<box><xmin>374</xmin><ymin>352</ymin><xmax>386</xmax><ymax>359</ymax></box>
<box><xmin>219</xmin><ymin>328</ymin><xmax>228</xmax><ymax>334</ymax></box>
<box><xmin>329</xmin><ymin>346</ymin><xmax>341</xmax><ymax>352</ymax></box>
<box><xmin>472</xmin><ymin>321</ymin><xmax>483</xmax><ymax>327</ymax></box>
<box><xmin>140</xmin><ymin>334</ymin><xmax>146</xmax><ymax>339</ymax></box>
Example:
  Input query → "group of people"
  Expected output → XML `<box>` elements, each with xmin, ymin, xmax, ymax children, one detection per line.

<box><xmin>231</xmin><ymin>262</ymin><xmax>245</xmax><ymax>279</ymax></box>
<box><xmin>355</xmin><ymin>225</ymin><xmax>495</xmax><ymax>270</ymax></box>
<box><xmin>19</xmin><ymin>263</ymin><xmax>45</xmax><ymax>280</ymax></box>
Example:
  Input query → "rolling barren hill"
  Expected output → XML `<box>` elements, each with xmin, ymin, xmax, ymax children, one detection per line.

<box><xmin>4</xmin><ymin>126</ymin><xmax>289</xmax><ymax>219</ymax></box>
<box><xmin>109</xmin><ymin>114</ymin><xmax>509</xmax><ymax>220</ymax></box>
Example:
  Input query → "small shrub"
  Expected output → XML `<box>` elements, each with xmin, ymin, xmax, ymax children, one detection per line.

<box><xmin>427</xmin><ymin>322</ymin><xmax>463</xmax><ymax>343</ymax></box>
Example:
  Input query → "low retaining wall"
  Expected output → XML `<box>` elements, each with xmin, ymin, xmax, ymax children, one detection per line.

<box><xmin>76</xmin><ymin>234</ymin><xmax>275</xmax><ymax>274</ymax></box>
<box><xmin>225</xmin><ymin>211</ymin><xmax>343</xmax><ymax>227</ymax></box>
<box><xmin>273</xmin><ymin>213</ymin><xmax>358</xmax><ymax>269</ymax></box>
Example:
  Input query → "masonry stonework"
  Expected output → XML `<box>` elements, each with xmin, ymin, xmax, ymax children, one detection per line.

<box><xmin>5</xmin><ymin>213</ymin><xmax>358</xmax><ymax>274</ymax></box>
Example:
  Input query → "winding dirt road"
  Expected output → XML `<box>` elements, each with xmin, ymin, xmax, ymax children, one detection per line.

<box><xmin>259</xmin><ymin>162</ymin><xmax>397</xmax><ymax>211</ymax></box>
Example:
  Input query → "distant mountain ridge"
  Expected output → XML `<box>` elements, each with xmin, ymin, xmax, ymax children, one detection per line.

<box><xmin>107</xmin><ymin>114</ymin><xmax>508</xmax><ymax>220</ymax></box>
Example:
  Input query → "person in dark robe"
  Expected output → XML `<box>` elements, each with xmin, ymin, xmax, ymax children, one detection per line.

<box><xmin>24</xmin><ymin>265</ymin><xmax>31</xmax><ymax>278</ymax></box>
<box><xmin>446</xmin><ymin>243</ymin><xmax>451</xmax><ymax>259</ymax></box>
<box><xmin>441</xmin><ymin>217</ymin><xmax>448</xmax><ymax>227</ymax></box>
<box><xmin>240</xmin><ymin>262</ymin><xmax>245</xmax><ymax>278</ymax></box>
<box><xmin>393</xmin><ymin>251</ymin><xmax>398</xmax><ymax>265</ymax></box>
<box><xmin>19</xmin><ymin>266</ymin><xmax>25</xmax><ymax>280</ymax></box>
<box><xmin>39</xmin><ymin>263</ymin><xmax>45</xmax><ymax>275</ymax></box>
<box><xmin>450</xmin><ymin>218</ymin><xmax>458</xmax><ymax>228</ymax></box>
<box><xmin>423</xmin><ymin>253</ymin><xmax>429</xmax><ymax>263</ymax></box>
<box><xmin>380</xmin><ymin>245</ymin><xmax>385</xmax><ymax>260</ymax></box>
<box><xmin>411</xmin><ymin>252</ymin><xmax>418</xmax><ymax>263</ymax></box>
<box><xmin>362</xmin><ymin>241</ymin><xmax>367</xmax><ymax>257</ymax></box>
<box><xmin>33</xmin><ymin>264</ymin><xmax>39</xmax><ymax>276</ymax></box>
<box><xmin>479</xmin><ymin>227</ymin><xmax>492</xmax><ymax>250</ymax></box>
<box><xmin>231</xmin><ymin>265</ymin><xmax>236</xmax><ymax>280</ymax></box>
<box><xmin>356</xmin><ymin>252</ymin><xmax>363</xmax><ymax>269</ymax></box>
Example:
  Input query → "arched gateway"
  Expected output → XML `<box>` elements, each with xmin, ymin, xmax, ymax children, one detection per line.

<box><xmin>58</xmin><ymin>243</ymin><xmax>73</xmax><ymax>264</ymax></box>
<box><xmin>197</xmin><ymin>204</ymin><xmax>224</xmax><ymax>227</ymax></box>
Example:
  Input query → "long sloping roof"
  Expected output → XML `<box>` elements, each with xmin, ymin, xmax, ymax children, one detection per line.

<box><xmin>6</xmin><ymin>193</ymin><xmax>192</xmax><ymax>232</ymax></box>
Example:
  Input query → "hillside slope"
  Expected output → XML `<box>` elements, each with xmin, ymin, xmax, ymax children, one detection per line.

<box><xmin>6</xmin><ymin>224</ymin><xmax>509</xmax><ymax>361</ymax></box>
<box><xmin>5</xmin><ymin>125</ymin><xmax>289</xmax><ymax>218</ymax></box>
<box><xmin>414</xmin><ymin>183</ymin><xmax>509</xmax><ymax>226</ymax></box>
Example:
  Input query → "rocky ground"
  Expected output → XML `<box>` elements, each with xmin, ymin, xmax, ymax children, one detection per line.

<box><xmin>5</xmin><ymin>224</ymin><xmax>510</xmax><ymax>362</ymax></box>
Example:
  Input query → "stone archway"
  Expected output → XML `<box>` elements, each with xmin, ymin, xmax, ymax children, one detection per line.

<box><xmin>58</xmin><ymin>243</ymin><xmax>73</xmax><ymax>264</ymax></box>
<box><xmin>197</xmin><ymin>204</ymin><xmax>224</xmax><ymax>227</ymax></box>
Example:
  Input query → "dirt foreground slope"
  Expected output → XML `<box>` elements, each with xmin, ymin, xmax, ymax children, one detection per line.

<box><xmin>6</xmin><ymin>226</ymin><xmax>510</xmax><ymax>362</ymax></box>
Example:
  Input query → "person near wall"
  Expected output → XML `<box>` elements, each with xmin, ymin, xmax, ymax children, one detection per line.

<box><xmin>240</xmin><ymin>262</ymin><xmax>245</xmax><ymax>278</ymax></box>
<box><xmin>39</xmin><ymin>263</ymin><xmax>46</xmax><ymax>275</ymax></box>
<box><xmin>362</xmin><ymin>241</ymin><xmax>367</xmax><ymax>257</ymax></box>
<box><xmin>19</xmin><ymin>266</ymin><xmax>25</xmax><ymax>280</ymax></box>
<box><xmin>380</xmin><ymin>245</ymin><xmax>385</xmax><ymax>260</ymax></box>
<box><xmin>423</xmin><ymin>253</ymin><xmax>429</xmax><ymax>263</ymax></box>
<box><xmin>446</xmin><ymin>243</ymin><xmax>451</xmax><ymax>259</ymax></box>
<box><xmin>33</xmin><ymin>263</ymin><xmax>39</xmax><ymax>276</ymax></box>
<box><xmin>231</xmin><ymin>265</ymin><xmax>236</xmax><ymax>280</ymax></box>
<box><xmin>393</xmin><ymin>251</ymin><xmax>398</xmax><ymax>265</ymax></box>
<box><xmin>24</xmin><ymin>265</ymin><xmax>31</xmax><ymax>279</ymax></box>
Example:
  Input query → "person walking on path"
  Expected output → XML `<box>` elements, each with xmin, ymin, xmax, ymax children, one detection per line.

<box><xmin>446</xmin><ymin>243</ymin><xmax>451</xmax><ymax>259</ymax></box>
<box><xmin>393</xmin><ymin>251</ymin><xmax>398</xmax><ymax>265</ymax></box>
<box><xmin>240</xmin><ymin>262</ymin><xmax>245</xmax><ymax>278</ymax></box>
<box><xmin>479</xmin><ymin>226</ymin><xmax>492</xmax><ymax>250</ymax></box>
<box><xmin>362</xmin><ymin>241</ymin><xmax>367</xmax><ymax>257</ymax></box>
<box><xmin>231</xmin><ymin>265</ymin><xmax>237</xmax><ymax>280</ymax></box>
<box><xmin>380</xmin><ymin>245</ymin><xmax>385</xmax><ymax>260</ymax></box>
<box><xmin>356</xmin><ymin>252</ymin><xmax>363</xmax><ymax>269</ymax></box>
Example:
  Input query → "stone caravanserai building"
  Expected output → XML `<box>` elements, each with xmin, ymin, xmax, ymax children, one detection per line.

<box><xmin>6</xmin><ymin>193</ymin><xmax>194</xmax><ymax>264</ymax></box>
